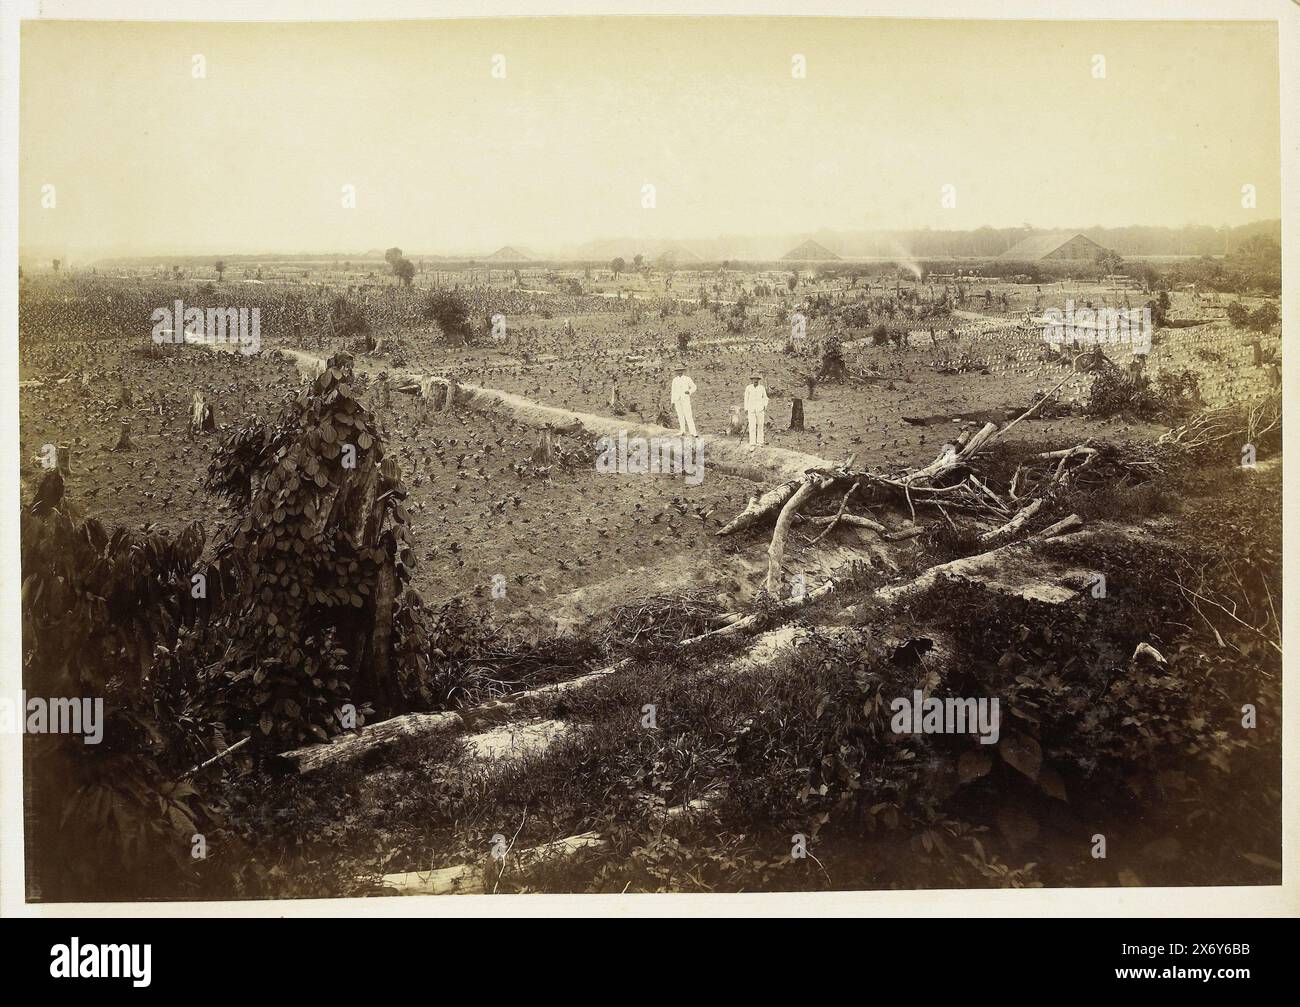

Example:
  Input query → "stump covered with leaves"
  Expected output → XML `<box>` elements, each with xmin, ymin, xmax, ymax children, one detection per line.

<box><xmin>205</xmin><ymin>350</ymin><xmax>424</xmax><ymax>745</ymax></box>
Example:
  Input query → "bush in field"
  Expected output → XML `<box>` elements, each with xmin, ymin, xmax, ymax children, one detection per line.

<box><xmin>205</xmin><ymin>352</ymin><xmax>419</xmax><ymax>742</ymax></box>
<box><xmin>725</xmin><ymin>297</ymin><xmax>750</xmax><ymax>333</ymax></box>
<box><xmin>329</xmin><ymin>295</ymin><xmax>370</xmax><ymax>339</ymax></box>
<box><xmin>1226</xmin><ymin>301</ymin><xmax>1250</xmax><ymax>328</ymax></box>
<box><xmin>1146</xmin><ymin>291</ymin><xmax>1170</xmax><ymax>328</ymax></box>
<box><xmin>1086</xmin><ymin>364</ymin><xmax>1161</xmax><ymax>418</ymax></box>
<box><xmin>839</xmin><ymin>302</ymin><xmax>874</xmax><ymax>328</ymax></box>
<box><xmin>1087</xmin><ymin>359</ymin><xmax>1200</xmax><ymax>420</ymax></box>
<box><xmin>1153</xmin><ymin>367</ymin><xmax>1201</xmax><ymax>411</ymax></box>
<box><xmin>1248</xmin><ymin>302</ymin><xmax>1279</xmax><ymax>332</ymax></box>
<box><xmin>869</xmin><ymin>322</ymin><xmax>907</xmax><ymax>348</ymax></box>
<box><xmin>422</xmin><ymin>290</ymin><xmax>474</xmax><ymax>345</ymax></box>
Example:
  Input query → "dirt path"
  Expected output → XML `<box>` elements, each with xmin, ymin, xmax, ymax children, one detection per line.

<box><xmin>273</xmin><ymin>344</ymin><xmax>835</xmax><ymax>484</ymax></box>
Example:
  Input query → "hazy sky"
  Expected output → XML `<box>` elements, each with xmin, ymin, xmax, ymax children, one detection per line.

<box><xmin>20</xmin><ymin>17</ymin><xmax>1281</xmax><ymax>256</ymax></box>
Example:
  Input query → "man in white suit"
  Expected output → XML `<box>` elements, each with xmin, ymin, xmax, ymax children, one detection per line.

<box><xmin>670</xmin><ymin>363</ymin><xmax>698</xmax><ymax>436</ymax></box>
<box><xmin>744</xmin><ymin>371</ymin><xmax>768</xmax><ymax>448</ymax></box>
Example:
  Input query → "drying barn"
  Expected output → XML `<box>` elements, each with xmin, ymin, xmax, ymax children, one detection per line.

<box><xmin>999</xmin><ymin>232</ymin><xmax>1111</xmax><ymax>262</ymax></box>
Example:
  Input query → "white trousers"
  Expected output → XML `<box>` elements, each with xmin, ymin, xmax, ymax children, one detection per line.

<box><xmin>675</xmin><ymin>398</ymin><xmax>697</xmax><ymax>436</ymax></box>
<box><xmin>747</xmin><ymin>409</ymin><xmax>765</xmax><ymax>446</ymax></box>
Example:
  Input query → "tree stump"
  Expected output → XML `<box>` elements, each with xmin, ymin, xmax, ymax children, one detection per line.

<box><xmin>190</xmin><ymin>392</ymin><xmax>215</xmax><ymax>435</ymax></box>
<box><xmin>112</xmin><ymin>421</ymin><xmax>133</xmax><ymax>452</ymax></box>
<box><xmin>532</xmin><ymin>426</ymin><xmax>556</xmax><ymax>465</ymax></box>
<box><xmin>56</xmin><ymin>444</ymin><xmax>72</xmax><ymax>475</ymax></box>
<box><xmin>789</xmin><ymin>397</ymin><xmax>805</xmax><ymax>431</ymax></box>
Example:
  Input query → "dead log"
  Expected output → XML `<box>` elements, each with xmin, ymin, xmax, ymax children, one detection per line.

<box><xmin>381</xmin><ymin>831</ymin><xmax>606</xmax><ymax>896</ymax></box>
<box><xmin>808</xmin><ymin>482</ymin><xmax>860</xmax><ymax>545</ymax></box>
<box><xmin>717</xmin><ymin>365</ymin><xmax>1092</xmax><ymax>538</ymax></box>
<box><xmin>978</xmin><ymin>498</ymin><xmax>1042</xmax><ymax>544</ymax></box>
<box><xmin>380</xmin><ymin>799</ymin><xmax>715</xmax><ymax>896</ymax></box>
<box><xmin>1034</xmin><ymin>513</ymin><xmax>1083</xmax><ymax>539</ymax></box>
<box><xmin>967</xmin><ymin>475</ymin><xmax>1007</xmax><ymax>513</ymax></box>
<box><xmin>716</xmin><ymin>478</ymin><xmax>804</xmax><ymax>536</ymax></box>
<box><xmin>803</xmin><ymin>512</ymin><xmax>888</xmax><ymax>534</ymax></box>
<box><xmin>767</xmin><ymin>476</ymin><xmax>829</xmax><ymax>593</ymax></box>
<box><xmin>278</xmin><ymin>710</ymin><xmax>464</xmax><ymax>775</ymax></box>
<box><xmin>904</xmin><ymin>422</ymin><xmax>997</xmax><ymax>484</ymax></box>
<box><xmin>181</xmin><ymin>736</ymin><xmax>250</xmax><ymax>779</ymax></box>
<box><xmin>281</xmin><ymin>657</ymin><xmax>633</xmax><ymax>775</ymax></box>
<box><xmin>681</xmin><ymin>580</ymin><xmax>836</xmax><ymax>645</ymax></box>
<box><xmin>458</xmin><ymin>659</ymin><xmax>631</xmax><ymax>731</ymax></box>
<box><xmin>881</xmin><ymin>524</ymin><xmax>926</xmax><ymax>541</ymax></box>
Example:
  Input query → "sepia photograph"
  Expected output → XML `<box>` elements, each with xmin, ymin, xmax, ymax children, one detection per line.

<box><xmin>1</xmin><ymin>0</ymin><xmax>1295</xmax><ymax>926</ymax></box>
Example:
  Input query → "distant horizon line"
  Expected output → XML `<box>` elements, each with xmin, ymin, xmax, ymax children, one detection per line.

<box><xmin>19</xmin><ymin>218</ymin><xmax>1281</xmax><ymax>264</ymax></box>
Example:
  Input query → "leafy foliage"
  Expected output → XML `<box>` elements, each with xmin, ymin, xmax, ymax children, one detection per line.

<box><xmin>423</xmin><ymin>291</ymin><xmax>474</xmax><ymax>345</ymax></box>
<box><xmin>21</xmin><ymin>508</ymin><xmax>213</xmax><ymax>899</ymax></box>
<box><xmin>205</xmin><ymin>351</ymin><xmax>416</xmax><ymax>746</ymax></box>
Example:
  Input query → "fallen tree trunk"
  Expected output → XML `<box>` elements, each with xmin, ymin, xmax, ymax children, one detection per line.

<box><xmin>680</xmin><ymin>579</ymin><xmax>836</xmax><ymax>645</ymax></box>
<box><xmin>380</xmin><ymin>799</ymin><xmax>716</xmax><ymax>896</ymax></box>
<box><xmin>978</xmin><ymin>498</ymin><xmax>1043</xmax><ymax>544</ymax></box>
<box><xmin>278</xmin><ymin>710</ymin><xmax>464</xmax><ymax>775</ymax></box>
<box><xmin>808</xmin><ymin>482</ymin><xmax>860</xmax><ymax>545</ymax></box>
<box><xmin>717</xmin><ymin>478</ymin><xmax>805</xmax><ymax>536</ymax></box>
<box><xmin>279</xmin><ymin>657</ymin><xmax>634</xmax><ymax>775</ymax></box>
<box><xmin>716</xmin><ymin>360</ymin><xmax>1095</xmax><ymax>540</ymax></box>
<box><xmin>767</xmin><ymin>477</ymin><xmax>827</xmax><ymax>593</ymax></box>
<box><xmin>1034</xmin><ymin>513</ymin><xmax>1083</xmax><ymax>540</ymax></box>
<box><xmin>803</xmin><ymin>513</ymin><xmax>888</xmax><ymax>533</ymax></box>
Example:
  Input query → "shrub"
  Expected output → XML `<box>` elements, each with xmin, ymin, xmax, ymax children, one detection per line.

<box><xmin>422</xmin><ymin>291</ymin><xmax>474</xmax><ymax>345</ymax></box>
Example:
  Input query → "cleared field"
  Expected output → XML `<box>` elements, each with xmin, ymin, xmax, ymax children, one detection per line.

<box><xmin>19</xmin><ymin>273</ymin><xmax>1280</xmax><ymax>633</ymax></box>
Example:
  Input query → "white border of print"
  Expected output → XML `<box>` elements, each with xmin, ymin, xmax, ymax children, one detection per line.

<box><xmin>1</xmin><ymin>0</ymin><xmax>1295</xmax><ymax>920</ymax></box>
